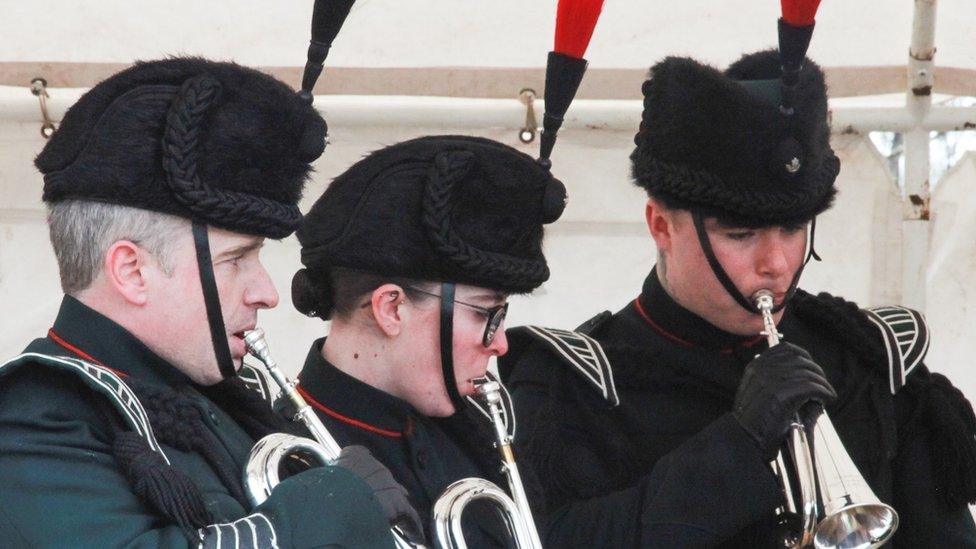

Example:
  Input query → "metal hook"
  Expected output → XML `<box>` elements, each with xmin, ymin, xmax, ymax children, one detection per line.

<box><xmin>518</xmin><ymin>88</ymin><xmax>537</xmax><ymax>144</ymax></box>
<box><xmin>30</xmin><ymin>77</ymin><xmax>57</xmax><ymax>139</ymax></box>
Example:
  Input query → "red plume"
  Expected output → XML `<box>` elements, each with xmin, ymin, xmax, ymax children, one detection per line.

<box><xmin>781</xmin><ymin>0</ymin><xmax>821</xmax><ymax>26</ymax></box>
<box><xmin>554</xmin><ymin>0</ymin><xmax>605</xmax><ymax>59</ymax></box>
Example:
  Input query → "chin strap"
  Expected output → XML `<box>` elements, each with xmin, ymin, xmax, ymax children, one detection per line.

<box><xmin>691</xmin><ymin>213</ymin><xmax>821</xmax><ymax>315</ymax></box>
<box><xmin>438</xmin><ymin>282</ymin><xmax>465</xmax><ymax>411</ymax></box>
<box><xmin>191</xmin><ymin>222</ymin><xmax>236</xmax><ymax>380</ymax></box>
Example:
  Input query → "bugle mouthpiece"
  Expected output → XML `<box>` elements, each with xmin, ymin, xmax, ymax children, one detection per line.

<box><xmin>243</xmin><ymin>329</ymin><xmax>269</xmax><ymax>360</ymax></box>
<box><xmin>473</xmin><ymin>376</ymin><xmax>503</xmax><ymax>405</ymax></box>
<box><xmin>752</xmin><ymin>289</ymin><xmax>776</xmax><ymax>313</ymax></box>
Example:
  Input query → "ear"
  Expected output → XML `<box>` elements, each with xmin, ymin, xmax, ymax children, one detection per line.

<box><xmin>370</xmin><ymin>283</ymin><xmax>405</xmax><ymax>337</ymax></box>
<box><xmin>103</xmin><ymin>240</ymin><xmax>149</xmax><ymax>306</ymax></box>
<box><xmin>645</xmin><ymin>197</ymin><xmax>674</xmax><ymax>254</ymax></box>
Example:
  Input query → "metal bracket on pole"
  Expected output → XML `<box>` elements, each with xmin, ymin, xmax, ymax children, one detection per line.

<box><xmin>29</xmin><ymin>78</ymin><xmax>57</xmax><ymax>138</ymax></box>
<box><xmin>518</xmin><ymin>88</ymin><xmax>538</xmax><ymax>144</ymax></box>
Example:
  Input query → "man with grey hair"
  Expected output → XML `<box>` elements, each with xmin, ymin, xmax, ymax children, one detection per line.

<box><xmin>47</xmin><ymin>201</ymin><xmax>185</xmax><ymax>297</ymax></box>
<box><xmin>0</xmin><ymin>58</ymin><xmax>421</xmax><ymax>548</ymax></box>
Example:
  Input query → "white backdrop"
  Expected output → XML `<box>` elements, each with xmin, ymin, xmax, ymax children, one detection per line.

<box><xmin>3</xmin><ymin>0</ymin><xmax>975</xmax><ymax>70</ymax></box>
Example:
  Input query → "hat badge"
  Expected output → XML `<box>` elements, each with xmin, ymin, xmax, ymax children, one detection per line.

<box><xmin>786</xmin><ymin>157</ymin><xmax>801</xmax><ymax>174</ymax></box>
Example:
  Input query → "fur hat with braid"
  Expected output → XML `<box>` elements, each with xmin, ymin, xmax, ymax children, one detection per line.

<box><xmin>630</xmin><ymin>50</ymin><xmax>838</xmax><ymax>228</ymax></box>
<box><xmin>36</xmin><ymin>57</ymin><xmax>326</xmax><ymax>238</ymax></box>
<box><xmin>294</xmin><ymin>135</ymin><xmax>567</xmax><ymax>319</ymax></box>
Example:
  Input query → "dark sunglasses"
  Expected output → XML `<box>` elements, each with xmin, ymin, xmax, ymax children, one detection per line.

<box><xmin>405</xmin><ymin>286</ymin><xmax>509</xmax><ymax>348</ymax></box>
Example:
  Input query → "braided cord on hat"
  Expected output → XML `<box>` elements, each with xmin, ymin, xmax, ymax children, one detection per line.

<box><xmin>637</xmin><ymin>154</ymin><xmax>839</xmax><ymax>221</ymax></box>
<box><xmin>422</xmin><ymin>150</ymin><xmax>550</xmax><ymax>291</ymax></box>
<box><xmin>161</xmin><ymin>75</ymin><xmax>302</xmax><ymax>239</ymax></box>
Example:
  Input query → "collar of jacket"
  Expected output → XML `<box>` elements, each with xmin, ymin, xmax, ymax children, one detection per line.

<box><xmin>46</xmin><ymin>295</ymin><xmax>193</xmax><ymax>388</ymax></box>
<box><xmin>297</xmin><ymin>338</ymin><xmax>415</xmax><ymax>438</ymax></box>
<box><xmin>636</xmin><ymin>267</ymin><xmax>767</xmax><ymax>354</ymax></box>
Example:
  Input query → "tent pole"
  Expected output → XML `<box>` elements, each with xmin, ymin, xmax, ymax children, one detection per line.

<box><xmin>901</xmin><ymin>0</ymin><xmax>937</xmax><ymax>311</ymax></box>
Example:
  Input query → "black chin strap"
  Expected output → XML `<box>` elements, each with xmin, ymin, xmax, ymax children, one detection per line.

<box><xmin>191</xmin><ymin>222</ymin><xmax>236</xmax><ymax>380</ymax></box>
<box><xmin>438</xmin><ymin>282</ymin><xmax>465</xmax><ymax>411</ymax></box>
<box><xmin>691</xmin><ymin>213</ymin><xmax>821</xmax><ymax>315</ymax></box>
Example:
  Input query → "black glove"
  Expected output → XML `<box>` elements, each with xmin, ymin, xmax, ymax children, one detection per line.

<box><xmin>733</xmin><ymin>342</ymin><xmax>837</xmax><ymax>459</ymax></box>
<box><xmin>333</xmin><ymin>444</ymin><xmax>425</xmax><ymax>541</ymax></box>
<box><xmin>224</xmin><ymin>465</ymin><xmax>399</xmax><ymax>548</ymax></box>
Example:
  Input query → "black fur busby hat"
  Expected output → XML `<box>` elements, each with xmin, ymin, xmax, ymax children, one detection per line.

<box><xmin>630</xmin><ymin>49</ymin><xmax>839</xmax><ymax>227</ymax></box>
<box><xmin>36</xmin><ymin>57</ymin><xmax>327</xmax><ymax>239</ymax></box>
<box><xmin>294</xmin><ymin>135</ymin><xmax>567</xmax><ymax>318</ymax></box>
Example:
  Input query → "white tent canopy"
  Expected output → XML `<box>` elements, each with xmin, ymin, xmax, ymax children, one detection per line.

<box><xmin>3</xmin><ymin>0</ymin><xmax>976</xmax><ymax>69</ymax></box>
<box><xmin>3</xmin><ymin>0</ymin><xmax>976</xmax><ymax>99</ymax></box>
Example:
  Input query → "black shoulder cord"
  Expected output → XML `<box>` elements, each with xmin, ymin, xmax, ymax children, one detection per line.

<box><xmin>191</xmin><ymin>221</ymin><xmax>237</xmax><ymax>380</ymax></box>
<box><xmin>691</xmin><ymin>212</ymin><xmax>821</xmax><ymax>315</ymax></box>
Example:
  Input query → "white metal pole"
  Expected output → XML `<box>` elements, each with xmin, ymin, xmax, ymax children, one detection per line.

<box><xmin>902</xmin><ymin>0</ymin><xmax>937</xmax><ymax>311</ymax></box>
<box><xmin>4</xmin><ymin>87</ymin><xmax>976</xmax><ymax>135</ymax></box>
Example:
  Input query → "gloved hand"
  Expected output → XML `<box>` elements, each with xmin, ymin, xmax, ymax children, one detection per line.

<box><xmin>733</xmin><ymin>342</ymin><xmax>837</xmax><ymax>459</ymax></box>
<box><xmin>219</xmin><ymin>465</ymin><xmax>396</xmax><ymax>548</ymax></box>
<box><xmin>333</xmin><ymin>445</ymin><xmax>425</xmax><ymax>541</ymax></box>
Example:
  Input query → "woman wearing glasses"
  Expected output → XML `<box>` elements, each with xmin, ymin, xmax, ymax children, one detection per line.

<box><xmin>287</xmin><ymin>135</ymin><xmax>566</xmax><ymax>546</ymax></box>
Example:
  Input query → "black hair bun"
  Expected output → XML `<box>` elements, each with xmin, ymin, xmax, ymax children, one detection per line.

<box><xmin>291</xmin><ymin>268</ymin><xmax>333</xmax><ymax>320</ymax></box>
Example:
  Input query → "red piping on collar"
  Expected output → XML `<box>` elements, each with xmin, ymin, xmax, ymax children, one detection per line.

<box><xmin>632</xmin><ymin>298</ymin><xmax>695</xmax><ymax>348</ymax></box>
<box><xmin>631</xmin><ymin>299</ymin><xmax>764</xmax><ymax>355</ymax></box>
<box><xmin>296</xmin><ymin>383</ymin><xmax>404</xmax><ymax>438</ymax></box>
<box><xmin>48</xmin><ymin>328</ymin><xmax>127</xmax><ymax>377</ymax></box>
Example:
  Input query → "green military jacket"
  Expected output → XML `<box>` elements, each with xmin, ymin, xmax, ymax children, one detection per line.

<box><xmin>0</xmin><ymin>296</ymin><xmax>393</xmax><ymax>548</ymax></box>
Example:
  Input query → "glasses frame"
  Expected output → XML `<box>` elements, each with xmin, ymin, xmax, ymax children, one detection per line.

<box><xmin>405</xmin><ymin>285</ymin><xmax>509</xmax><ymax>348</ymax></box>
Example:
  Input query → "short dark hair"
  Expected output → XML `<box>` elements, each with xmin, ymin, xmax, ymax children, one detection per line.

<box><xmin>332</xmin><ymin>267</ymin><xmax>439</xmax><ymax>319</ymax></box>
<box><xmin>307</xmin><ymin>267</ymin><xmax>438</xmax><ymax>321</ymax></box>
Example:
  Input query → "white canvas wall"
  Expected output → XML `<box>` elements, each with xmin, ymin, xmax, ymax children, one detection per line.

<box><xmin>4</xmin><ymin>0</ymin><xmax>976</xmax><ymax>70</ymax></box>
<box><xmin>929</xmin><ymin>152</ymin><xmax>976</xmax><ymax>401</ymax></box>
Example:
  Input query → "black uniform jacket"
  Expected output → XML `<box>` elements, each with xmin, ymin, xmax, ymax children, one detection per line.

<box><xmin>294</xmin><ymin>338</ymin><xmax>513</xmax><ymax>547</ymax></box>
<box><xmin>501</xmin><ymin>270</ymin><xmax>976</xmax><ymax>548</ymax></box>
<box><xmin>0</xmin><ymin>296</ymin><xmax>392</xmax><ymax>548</ymax></box>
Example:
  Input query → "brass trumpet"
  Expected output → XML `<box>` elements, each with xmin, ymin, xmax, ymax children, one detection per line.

<box><xmin>241</xmin><ymin>329</ymin><xmax>426</xmax><ymax>549</ymax></box>
<box><xmin>432</xmin><ymin>377</ymin><xmax>543</xmax><ymax>549</ymax></box>
<box><xmin>753</xmin><ymin>290</ymin><xmax>899</xmax><ymax>549</ymax></box>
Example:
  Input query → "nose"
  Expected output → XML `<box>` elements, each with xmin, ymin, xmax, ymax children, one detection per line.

<box><xmin>245</xmin><ymin>263</ymin><xmax>279</xmax><ymax>309</ymax></box>
<box><xmin>488</xmin><ymin>325</ymin><xmax>509</xmax><ymax>357</ymax></box>
<box><xmin>757</xmin><ymin>234</ymin><xmax>790</xmax><ymax>278</ymax></box>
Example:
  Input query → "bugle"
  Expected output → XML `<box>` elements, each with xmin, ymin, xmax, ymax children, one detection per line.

<box><xmin>432</xmin><ymin>377</ymin><xmax>543</xmax><ymax>549</ymax></box>
<box><xmin>753</xmin><ymin>290</ymin><xmax>898</xmax><ymax>549</ymax></box>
